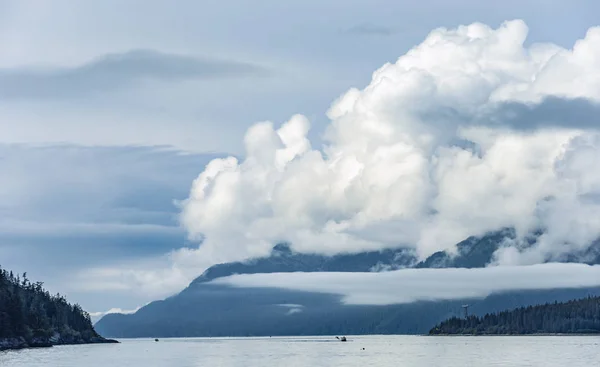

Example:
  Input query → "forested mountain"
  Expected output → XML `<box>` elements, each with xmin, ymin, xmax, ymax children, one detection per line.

<box><xmin>189</xmin><ymin>229</ymin><xmax>520</xmax><ymax>286</ymax></box>
<box><xmin>430</xmin><ymin>296</ymin><xmax>600</xmax><ymax>335</ymax></box>
<box><xmin>0</xmin><ymin>265</ymin><xmax>117</xmax><ymax>350</ymax></box>
<box><xmin>414</xmin><ymin>228</ymin><xmax>518</xmax><ymax>269</ymax></box>
<box><xmin>192</xmin><ymin>243</ymin><xmax>417</xmax><ymax>284</ymax></box>
<box><xmin>95</xmin><ymin>229</ymin><xmax>600</xmax><ymax>338</ymax></box>
<box><xmin>96</xmin><ymin>283</ymin><xmax>600</xmax><ymax>337</ymax></box>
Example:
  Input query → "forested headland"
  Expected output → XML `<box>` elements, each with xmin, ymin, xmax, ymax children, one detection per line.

<box><xmin>0</xmin><ymin>265</ymin><xmax>117</xmax><ymax>350</ymax></box>
<box><xmin>429</xmin><ymin>296</ymin><xmax>600</xmax><ymax>335</ymax></box>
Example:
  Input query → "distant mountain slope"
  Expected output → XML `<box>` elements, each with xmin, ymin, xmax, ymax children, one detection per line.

<box><xmin>95</xmin><ymin>284</ymin><xmax>600</xmax><ymax>337</ymax></box>
<box><xmin>95</xmin><ymin>229</ymin><xmax>600</xmax><ymax>338</ymax></box>
<box><xmin>430</xmin><ymin>295</ymin><xmax>600</xmax><ymax>335</ymax></box>
<box><xmin>192</xmin><ymin>243</ymin><xmax>417</xmax><ymax>284</ymax></box>
<box><xmin>193</xmin><ymin>228</ymin><xmax>523</xmax><ymax>284</ymax></box>
<box><xmin>414</xmin><ymin>228</ymin><xmax>517</xmax><ymax>268</ymax></box>
<box><xmin>0</xmin><ymin>266</ymin><xmax>117</xmax><ymax>350</ymax></box>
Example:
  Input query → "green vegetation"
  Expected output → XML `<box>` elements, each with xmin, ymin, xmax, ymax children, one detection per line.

<box><xmin>430</xmin><ymin>296</ymin><xmax>600</xmax><ymax>335</ymax></box>
<box><xmin>0</xmin><ymin>265</ymin><xmax>116</xmax><ymax>350</ymax></box>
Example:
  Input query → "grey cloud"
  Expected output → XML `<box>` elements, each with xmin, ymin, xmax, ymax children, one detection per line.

<box><xmin>0</xmin><ymin>49</ymin><xmax>269</xmax><ymax>100</ymax></box>
<box><xmin>0</xmin><ymin>221</ymin><xmax>181</xmax><ymax>239</ymax></box>
<box><xmin>486</xmin><ymin>97</ymin><xmax>600</xmax><ymax>130</ymax></box>
<box><xmin>212</xmin><ymin>263</ymin><xmax>600</xmax><ymax>305</ymax></box>
<box><xmin>421</xmin><ymin>96</ymin><xmax>600</xmax><ymax>131</ymax></box>
<box><xmin>0</xmin><ymin>144</ymin><xmax>219</xmax><ymax>280</ymax></box>
<box><xmin>0</xmin><ymin>144</ymin><xmax>222</xmax><ymax>223</ymax></box>
<box><xmin>0</xmin><ymin>144</ymin><xmax>222</xmax><ymax>313</ymax></box>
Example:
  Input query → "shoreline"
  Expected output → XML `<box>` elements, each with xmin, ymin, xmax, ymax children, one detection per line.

<box><xmin>428</xmin><ymin>333</ymin><xmax>600</xmax><ymax>337</ymax></box>
<box><xmin>82</xmin><ymin>333</ymin><xmax>600</xmax><ymax>340</ymax></box>
<box><xmin>0</xmin><ymin>337</ymin><xmax>119</xmax><ymax>352</ymax></box>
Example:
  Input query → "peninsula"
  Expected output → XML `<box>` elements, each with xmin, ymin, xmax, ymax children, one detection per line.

<box><xmin>0</xmin><ymin>266</ymin><xmax>117</xmax><ymax>351</ymax></box>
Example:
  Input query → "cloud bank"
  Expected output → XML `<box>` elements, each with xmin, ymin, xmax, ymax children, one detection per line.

<box><xmin>212</xmin><ymin>263</ymin><xmax>600</xmax><ymax>305</ymax></box>
<box><xmin>0</xmin><ymin>145</ymin><xmax>220</xmax><ymax>311</ymax></box>
<box><xmin>89</xmin><ymin>306</ymin><xmax>141</xmax><ymax>318</ymax></box>
<box><xmin>0</xmin><ymin>49</ymin><xmax>268</xmax><ymax>100</ymax></box>
<box><xmin>178</xmin><ymin>20</ymin><xmax>600</xmax><ymax>270</ymax></box>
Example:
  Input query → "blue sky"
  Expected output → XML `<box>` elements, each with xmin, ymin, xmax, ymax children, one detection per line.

<box><xmin>1</xmin><ymin>0</ymin><xmax>599</xmax><ymax>315</ymax></box>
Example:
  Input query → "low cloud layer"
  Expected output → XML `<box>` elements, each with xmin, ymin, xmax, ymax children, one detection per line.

<box><xmin>179</xmin><ymin>20</ymin><xmax>600</xmax><ymax>268</ymax></box>
<box><xmin>212</xmin><ymin>263</ymin><xmax>600</xmax><ymax>305</ymax></box>
<box><xmin>0</xmin><ymin>49</ymin><xmax>268</xmax><ymax>100</ymax></box>
<box><xmin>89</xmin><ymin>306</ymin><xmax>141</xmax><ymax>321</ymax></box>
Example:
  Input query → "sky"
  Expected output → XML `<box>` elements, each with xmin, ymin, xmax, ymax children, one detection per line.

<box><xmin>1</xmin><ymin>0</ymin><xmax>600</xmax><ymax>316</ymax></box>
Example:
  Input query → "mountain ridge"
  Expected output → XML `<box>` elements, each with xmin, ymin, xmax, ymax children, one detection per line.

<box><xmin>191</xmin><ymin>227</ymin><xmax>518</xmax><ymax>285</ymax></box>
<box><xmin>95</xmin><ymin>229</ymin><xmax>600</xmax><ymax>337</ymax></box>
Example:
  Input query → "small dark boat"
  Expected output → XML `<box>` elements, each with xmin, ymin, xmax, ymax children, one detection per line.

<box><xmin>155</xmin><ymin>338</ymin><xmax>159</xmax><ymax>342</ymax></box>
<box><xmin>335</xmin><ymin>336</ymin><xmax>347</xmax><ymax>342</ymax></box>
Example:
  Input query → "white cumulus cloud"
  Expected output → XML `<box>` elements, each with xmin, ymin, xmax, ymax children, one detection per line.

<box><xmin>176</xmin><ymin>19</ymin><xmax>600</xmax><ymax>272</ymax></box>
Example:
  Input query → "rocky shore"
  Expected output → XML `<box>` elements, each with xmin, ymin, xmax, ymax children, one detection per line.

<box><xmin>0</xmin><ymin>334</ymin><xmax>118</xmax><ymax>351</ymax></box>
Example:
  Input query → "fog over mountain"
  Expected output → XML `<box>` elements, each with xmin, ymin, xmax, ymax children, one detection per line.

<box><xmin>213</xmin><ymin>263</ymin><xmax>600</xmax><ymax>305</ymax></box>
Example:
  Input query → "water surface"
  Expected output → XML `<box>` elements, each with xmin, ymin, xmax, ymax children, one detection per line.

<box><xmin>1</xmin><ymin>335</ymin><xmax>598</xmax><ymax>366</ymax></box>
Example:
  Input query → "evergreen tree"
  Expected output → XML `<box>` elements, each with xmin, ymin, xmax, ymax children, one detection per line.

<box><xmin>430</xmin><ymin>296</ymin><xmax>600</xmax><ymax>335</ymax></box>
<box><xmin>0</xmin><ymin>265</ymin><xmax>102</xmax><ymax>343</ymax></box>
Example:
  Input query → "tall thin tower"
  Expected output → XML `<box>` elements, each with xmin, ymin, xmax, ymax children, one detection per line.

<box><xmin>462</xmin><ymin>304</ymin><xmax>469</xmax><ymax>318</ymax></box>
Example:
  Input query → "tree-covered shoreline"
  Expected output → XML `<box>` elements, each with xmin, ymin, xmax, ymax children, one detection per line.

<box><xmin>429</xmin><ymin>296</ymin><xmax>600</xmax><ymax>335</ymax></box>
<box><xmin>0</xmin><ymin>265</ymin><xmax>117</xmax><ymax>351</ymax></box>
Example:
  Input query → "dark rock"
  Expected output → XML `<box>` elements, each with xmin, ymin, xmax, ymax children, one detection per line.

<box><xmin>0</xmin><ymin>334</ymin><xmax>118</xmax><ymax>351</ymax></box>
<box><xmin>0</xmin><ymin>337</ymin><xmax>28</xmax><ymax>351</ymax></box>
<box><xmin>28</xmin><ymin>337</ymin><xmax>52</xmax><ymax>348</ymax></box>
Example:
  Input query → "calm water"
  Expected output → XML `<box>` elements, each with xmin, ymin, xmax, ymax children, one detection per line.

<box><xmin>1</xmin><ymin>336</ymin><xmax>599</xmax><ymax>366</ymax></box>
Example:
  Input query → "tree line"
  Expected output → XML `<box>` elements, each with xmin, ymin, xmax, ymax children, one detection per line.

<box><xmin>0</xmin><ymin>265</ymin><xmax>98</xmax><ymax>341</ymax></box>
<box><xmin>429</xmin><ymin>296</ymin><xmax>600</xmax><ymax>335</ymax></box>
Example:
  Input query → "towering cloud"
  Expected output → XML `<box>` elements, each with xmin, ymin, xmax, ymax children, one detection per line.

<box><xmin>179</xmin><ymin>20</ymin><xmax>600</xmax><ymax>270</ymax></box>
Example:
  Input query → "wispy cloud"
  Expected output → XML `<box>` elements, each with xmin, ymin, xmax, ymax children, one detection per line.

<box><xmin>0</xmin><ymin>221</ymin><xmax>181</xmax><ymax>239</ymax></box>
<box><xmin>276</xmin><ymin>303</ymin><xmax>304</xmax><ymax>315</ymax></box>
<box><xmin>0</xmin><ymin>144</ymin><xmax>218</xmax><ymax>312</ymax></box>
<box><xmin>89</xmin><ymin>306</ymin><xmax>141</xmax><ymax>318</ymax></box>
<box><xmin>0</xmin><ymin>49</ymin><xmax>270</xmax><ymax>100</ymax></box>
<box><xmin>70</xmin><ymin>258</ymin><xmax>191</xmax><ymax>299</ymax></box>
<box><xmin>212</xmin><ymin>263</ymin><xmax>600</xmax><ymax>305</ymax></box>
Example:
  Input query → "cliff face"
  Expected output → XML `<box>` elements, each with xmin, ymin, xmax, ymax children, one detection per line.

<box><xmin>0</xmin><ymin>267</ymin><xmax>117</xmax><ymax>351</ymax></box>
